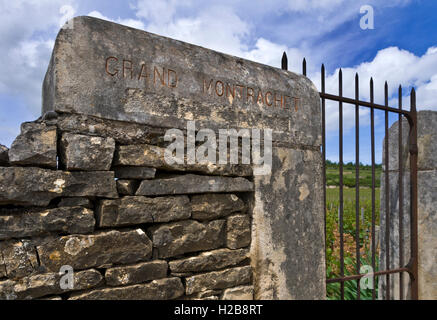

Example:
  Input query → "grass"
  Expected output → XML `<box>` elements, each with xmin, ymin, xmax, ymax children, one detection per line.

<box><xmin>325</xmin><ymin>164</ymin><xmax>381</xmax><ymax>299</ymax></box>
<box><xmin>326</xmin><ymin>161</ymin><xmax>382</xmax><ymax>188</ymax></box>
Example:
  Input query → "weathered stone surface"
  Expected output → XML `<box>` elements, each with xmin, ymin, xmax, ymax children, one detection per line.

<box><xmin>37</xmin><ymin>229</ymin><xmax>152</xmax><ymax>271</ymax></box>
<box><xmin>105</xmin><ymin>260</ymin><xmax>168</xmax><ymax>286</ymax></box>
<box><xmin>226</xmin><ymin>214</ymin><xmax>251</xmax><ymax>249</ymax></box>
<box><xmin>191</xmin><ymin>194</ymin><xmax>246</xmax><ymax>221</ymax></box>
<box><xmin>0</xmin><ymin>240</ymin><xmax>39</xmax><ymax>279</ymax></box>
<box><xmin>222</xmin><ymin>285</ymin><xmax>254</xmax><ymax>300</ymax></box>
<box><xmin>252</xmin><ymin>147</ymin><xmax>325</xmax><ymax>299</ymax></box>
<box><xmin>0</xmin><ymin>207</ymin><xmax>95</xmax><ymax>240</ymax></box>
<box><xmin>53</xmin><ymin>113</ymin><xmax>167</xmax><ymax>145</ymax></box>
<box><xmin>115</xmin><ymin>144</ymin><xmax>252</xmax><ymax>177</ymax></box>
<box><xmin>136</xmin><ymin>174</ymin><xmax>253</xmax><ymax>196</ymax></box>
<box><xmin>69</xmin><ymin>277</ymin><xmax>184</xmax><ymax>300</ymax></box>
<box><xmin>0</xmin><ymin>251</ymin><xmax>5</xmax><ymax>278</ymax></box>
<box><xmin>149</xmin><ymin>220</ymin><xmax>225</xmax><ymax>258</ymax></box>
<box><xmin>97</xmin><ymin>196</ymin><xmax>190</xmax><ymax>227</ymax></box>
<box><xmin>380</xmin><ymin>111</ymin><xmax>437</xmax><ymax>299</ymax></box>
<box><xmin>183</xmin><ymin>289</ymin><xmax>222</xmax><ymax>300</ymax></box>
<box><xmin>116</xmin><ymin>179</ymin><xmax>139</xmax><ymax>195</ymax></box>
<box><xmin>114</xmin><ymin>166</ymin><xmax>156</xmax><ymax>179</ymax></box>
<box><xmin>0</xmin><ymin>167</ymin><xmax>118</xmax><ymax>206</ymax></box>
<box><xmin>43</xmin><ymin>16</ymin><xmax>321</xmax><ymax>148</ymax></box>
<box><xmin>384</xmin><ymin>111</ymin><xmax>437</xmax><ymax>171</ymax></box>
<box><xmin>379</xmin><ymin>169</ymin><xmax>437</xmax><ymax>299</ymax></box>
<box><xmin>58</xmin><ymin>197</ymin><xmax>93</xmax><ymax>208</ymax></box>
<box><xmin>8</xmin><ymin>122</ymin><xmax>57</xmax><ymax>168</ymax></box>
<box><xmin>0</xmin><ymin>144</ymin><xmax>9</xmax><ymax>166</ymax></box>
<box><xmin>60</xmin><ymin>133</ymin><xmax>115</xmax><ymax>171</ymax></box>
<box><xmin>169</xmin><ymin>248</ymin><xmax>249</xmax><ymax>273</ymax></box>
<box><xmin>0</xmin><ymin>269</ymin><xmax>102</xmax><ymax>300</ymax></box>
<box><xmin>185</xmin><ymin>266</ymin><xmax>252</xmax><ymax>295</ymax></box>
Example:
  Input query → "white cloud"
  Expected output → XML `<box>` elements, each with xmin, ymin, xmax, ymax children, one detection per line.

<box><xmin>0</xmin><ymin>0</ymin><xmax>76</xmax><ymax>112</ymax></box>
<box><xmin>88</xmin><ymin>10</ymin><xmax>145</xmax><ymax>30</ymax></box>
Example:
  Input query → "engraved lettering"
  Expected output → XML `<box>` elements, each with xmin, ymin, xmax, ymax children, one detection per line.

<box><xmin>215</xmin><ymin>81</ymin><xmax>224</xmax><ymax>96</ymax></box>
<box><xmin>265</xmin><ymin>91</ymin><xmax>273</xmax><ymax>106</ymax></box>
<box><xmin>235</xmin><ymin>85</ymin><xmax>244</xmax><ymax>100</ymax></box>
<box><xmin>154</xmin><ymin>66</ymin><xmax>165</xmax><ymax>86</ymax></box>
<box><xmin>138</xmin><ymin>63</ymin><xmax>148</xmax><ymax>82</ymax></box>
<box><xmin>106</xmin><ymin>56</ymin><xmax>118</xmax><ymax>76</ymax></box>
<box><xmin>274</xmin><ymin>92</ymin><xmax>282</xmax><ymax>108</ymax></box>
<box><xmin>293</xmin><ymin>97</ymin><xmax>300</xmax><ymax>112</ymax></box>
<box><xmin>123</xmin><ymin>59</ymin><xmax>133</xmax><ymax>79</ymax></box>
<box><xmin>204</xmin><ymin>79</ymin><xmax>213</xmax><ymax>93</ymax></box>
<box><xmin>167</xmin><ymin>69</ymin><xmax>178</xmax><ymax>88</ymax></box>
<box><xmin>256</xmin><ymin>90</ymin><xmax>264</xmax><ymax>105</ymax></box>
<box><xmin>247</xmin><ymin>87</ymin><xmax>254</xmax><ymax>104</ymax></box>
<box><xmin>226</xmin><ymin>83</ymin><xmax>235</xmax><ymax>99</ymax></box>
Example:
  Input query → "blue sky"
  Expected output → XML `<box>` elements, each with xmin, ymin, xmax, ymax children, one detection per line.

<box><xmin>1</xmin><ymin>0</ymin><xmax>436</xmax><ymax>164</ymax></box>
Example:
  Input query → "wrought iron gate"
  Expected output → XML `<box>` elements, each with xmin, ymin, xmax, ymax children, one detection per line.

<box><xmin>282</xmin><ymin>53</ymin><xmax>418</xmax><ymax>300</ymax></box>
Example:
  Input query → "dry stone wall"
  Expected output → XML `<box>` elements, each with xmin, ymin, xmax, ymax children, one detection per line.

<box><xmin>0</xmin><ymin>16</ymin><xmax>326</xmax><ymax>300</ymax></box>
<box><xmin>0</xmin><ymin>116</ymin><xmax>254</xmax><ymax>300</ymax></box>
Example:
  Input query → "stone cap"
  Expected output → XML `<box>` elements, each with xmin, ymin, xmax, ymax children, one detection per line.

<box><xmin>43</xmin><ymin>16</ymin><xmax>321</xmax><ymax>147</ymax></box>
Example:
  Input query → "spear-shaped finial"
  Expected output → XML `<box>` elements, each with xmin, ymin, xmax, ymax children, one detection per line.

<box><xmin>410</xmin><ymin>87</ymin><xmax>416</xmax><ymax>112</ymax></box>
<box><xmin>281</xmin><ymin>51</ymin><xmax>288</xmax><ymax>71</ymax></box>
<box><xmin>302</xmin><ymin>58</ymin><xmax>306</xmax><ymax>76</ymax></box>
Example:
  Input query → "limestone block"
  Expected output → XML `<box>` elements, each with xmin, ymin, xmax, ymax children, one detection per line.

<box><xmin>191</xmin><ymin>194</ymin><xmax>246</xmax><ymax>221</ymax></box>
<box><xmin>105</xmin><ymin>260</ymin><xmax>168</xmax><ymax>286</ymax></box>
<box><xmin>226</xmin><ymin>214</ymin><xmax>251</xmax><ymax>249</ymax></box>
<box><xmin>185</xmin><ymin>266</ymin><xmax>252</xmax><ymax>295</ymax></box>
<box><xmin>0</xmin><ymin>167</ymin><xmax>118</xmax><ymax>207</ymax></box>
<box><xmin>169</xmin><ymin>248</ymin><xmax>249</xmax><ymax>274</ymax></box>
<box><xmin>8</xmin><ymin>123</ymin><xmax>57</xmax><ymax>168</ymax></box>
<box><xmin>37</xmin><ymin>229</ymin><xmax>152</xmax><ymax>271</ymax></box>
<box><xmin>0</xmin><ymin>269</ymin><xmax>102</xmax><ymax>300</ymax></box>
<box><xmin>97</xmin><ymin>196</ymin><xmax>190</xmax><ymax>227</ymax></box>
<box><xmin>136</xmin><ymin>174</ymin><xmax>253</xmax><ymax>196</ymax></box>
<box><xmin>60</xmin><ymin>133</ymin><xmax>115</xmax><ymax>171</ymax></box>
<box><xmin>222</xmin><ymin>285</ymin><xmax>254</xmax><ymax>300</ymax></box>
<box><xmin>0</xmin><ymin>240</ymin><xmax>39</xmax><ymax>279</ymax></box>
<box><xmin>114</xmin><ymin>166</ymin><xmax>156</xmax><ymax>179</ymax></box>
<box><xmin>69</xmin><ymin>277</ymin><xmax>184</xmax><ymax>300</ymax></box>
<box><xmin>0</xmin><ymin>207</ymin><xmax>95</xmax><ymax>240</ymax></box>
<box><xmin>115</xmin><ymin>144</ymin><xmax>252</xmax><ymax>176</ymax></box>
<box><xmin>44</xmin><ymin>17</ymin><xmax>321</xmax><ymax>147</ymax></box>
<box><xmin>149</xmin><ymin>220</ymin><xmax>225</xmax><ymax>258</ymax></box>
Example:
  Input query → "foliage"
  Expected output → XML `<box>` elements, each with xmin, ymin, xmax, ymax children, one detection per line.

<box><xmin>325</xmin><ymin>187</ymin><xmax>380</xmax><ymax>300</ymax></box>
<box><xmin>325</xmin><ymin>161</ymin><xmax>382</xmax><ymax>188</ymax></box>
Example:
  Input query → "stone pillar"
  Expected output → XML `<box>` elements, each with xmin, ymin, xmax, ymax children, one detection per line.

<box><xmin>40</xmin><ymin>16</ymin><xmax>326</xmax><ymax>300</ymax></box>
<box><xmin>380</xmin><ymin>110</ymin><xmax>437</xmax><ymax>299</ymax></box>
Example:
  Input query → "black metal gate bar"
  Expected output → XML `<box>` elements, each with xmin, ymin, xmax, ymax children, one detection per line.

<box><xmin>384</xmin><ymin>82</ymin><xmax>391</xmax><ymax>299</ymax></box>
<box><xmin>338</xmin><ymin>69</ymin><xmax>345</xmax><ymax>299</ymax></box>
<box><xmin>354</xmin><ymin>73</ymin><xmax>361</xmax><ymax>299</ymax></box>
<box><xmin>408</xmin><ymin>89</ymin><xmax>419</xmax><ymax>300</ymax></box>
<box><xmin>398</xmin><ymin>85</ymin><xmax>404</xmax><ymax>300</ymax></box>
<box><xmin>370</xmin><ymin>78</ymin><xmax>376</xmax><ymax>300</ymax></box>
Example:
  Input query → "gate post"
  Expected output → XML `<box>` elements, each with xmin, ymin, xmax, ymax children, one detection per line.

<box><xmin>381</xmin><ymin>110</ymin><xmax>437</xmax><ymax>299</ymax></box>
